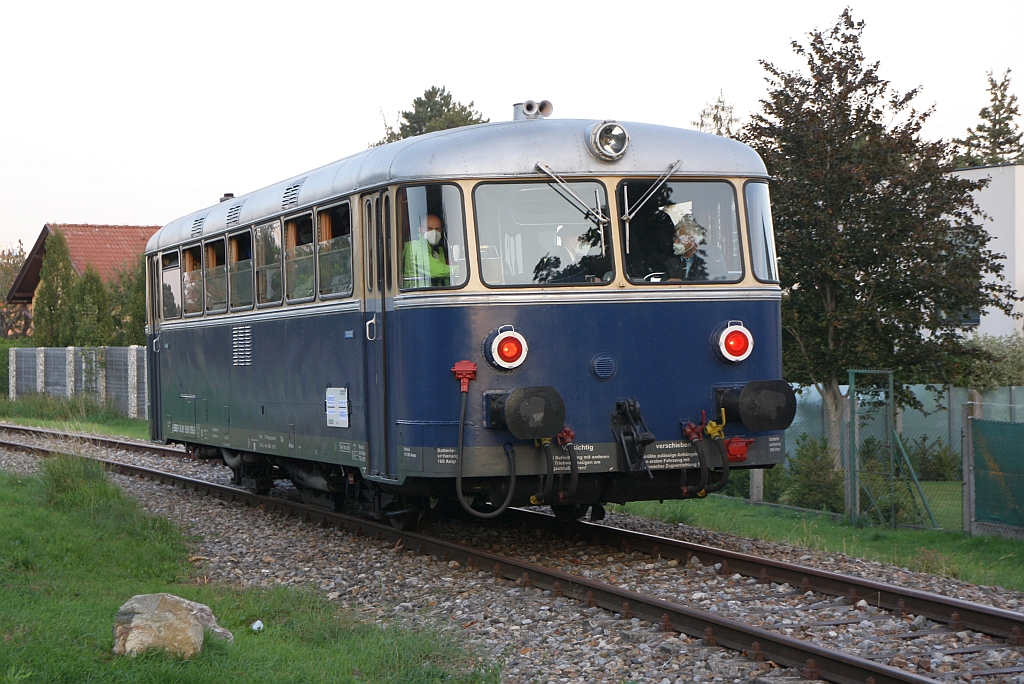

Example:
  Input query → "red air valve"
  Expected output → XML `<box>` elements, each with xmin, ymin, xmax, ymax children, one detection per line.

<box><xmin>452</xmin><ymin>360</ymin><xmax>477</xmax><ymax>393</ymax></box>
<box><xmin>723</xmin><ymin>437</ymin><xmax>755</xmax><ymax>462</ymax></box>
<box><xmin>556</xmin><ymin>426</ymin><xmax>575</xmax><ymax>446</ymax></box>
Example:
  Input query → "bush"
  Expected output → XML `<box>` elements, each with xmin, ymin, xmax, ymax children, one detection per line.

<box><xmin>905</xmin><ymin>435</ymin><xmax>961</xmax><ymax>481</ymax></box>
<box><xmin>857</xmin><ymin>436</ymin><xmax>927</xmax><ymax>526</ymax></box>
<box><xmin>780</xmin><ymin>435</ymin><xmax>844</xmax><ymax>513</ymax></box>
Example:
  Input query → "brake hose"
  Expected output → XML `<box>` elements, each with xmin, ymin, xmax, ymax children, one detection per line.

<box><xmin>702</xmin><ymin>438</ymin><xmax>731</xmax><ymax>494</ymax></box>
<box><xmin>556</xmin><ymin>426</ymin><xmax>579</xmax><ymax>503</ymax></box>
<box><xmin>453</xmin><ymin>363</ymin><xmax>517</xmax><ymax>519</ymax></box>
<box><xmin>533</xmin><ymin>441</ymin><xmax>556</xmax><ymax>505</ymax></box>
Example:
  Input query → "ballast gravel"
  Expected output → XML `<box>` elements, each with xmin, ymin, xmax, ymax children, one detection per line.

<box><xmin>3</xmin><ymin>435</ymin><xmax>1023</xmax><ymax>683</ymax></box>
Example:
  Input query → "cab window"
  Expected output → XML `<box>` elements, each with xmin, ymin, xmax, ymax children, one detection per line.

<box><xmin>397</xmin><ymin>184</ymin><xmax>467</xmax><ymax>290</ymax></box>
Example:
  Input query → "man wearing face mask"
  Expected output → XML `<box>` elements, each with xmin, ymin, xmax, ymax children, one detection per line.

<box><xmin>403</xmin><ymin>214</ymin><xmax>451</xmax><ymax>288</ymax></box>
<box><xmin>663</xmin><ymin>214</ymin><xmax>728</xmax><ymax>282</ymax></box>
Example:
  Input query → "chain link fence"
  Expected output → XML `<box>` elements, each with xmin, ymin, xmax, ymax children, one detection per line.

<box><xmin>9</xmin><ymin>346</ymin><xmax>147</xmax><ymax>419</ymax></box>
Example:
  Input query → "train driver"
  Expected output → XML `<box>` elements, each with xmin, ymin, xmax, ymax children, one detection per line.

<box><xmin>661</xmin><ymin>206</ymin><xmax>728</xmax><ymax>282</ymax></box>
<box><xmin>403</xmin><ymin>213</ymin><xmax>451</xmax><ymax>288</ymax></box>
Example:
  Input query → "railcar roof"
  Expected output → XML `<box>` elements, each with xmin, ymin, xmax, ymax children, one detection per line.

<box><xmin>147</xmin><ymin>119</ymin><xmax>767</xmax><ymax>252</ymax></box>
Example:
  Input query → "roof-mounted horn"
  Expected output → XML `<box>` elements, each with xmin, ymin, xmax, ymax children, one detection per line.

<box><xmin>513</xmin><ymin>100</ymin><xmax>553</xmax><ymax>121</ymax></box>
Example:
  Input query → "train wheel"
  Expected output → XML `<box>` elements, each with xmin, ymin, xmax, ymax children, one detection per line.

<box><xmin>550</xmin><ymin>504</ymin><xmax>587</xmax><ymax>523</ymax></box>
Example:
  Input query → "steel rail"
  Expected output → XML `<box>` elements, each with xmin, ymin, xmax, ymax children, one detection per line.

<box><xmin>506</xmin><ymin>509</ymin><xmax>1024</xmax><ymax>641</ymax></box>
<box><xmin>0</xmin><ymin>437</ymin><xmax>945</xmax><ymax>684</ymax></box>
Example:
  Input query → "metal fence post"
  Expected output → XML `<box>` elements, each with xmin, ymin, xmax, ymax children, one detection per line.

<box><xmin>8</xmin><ymin>347</ymin><xmax>16</xmax><ymax>400</ymax></box>
<box><xmin>36</xmin><ymin>348</ymin><xmax>44</xmax><ymax>394</ymax></box>
<box><xmin>962</xmin><ymin>403</ymin><xmax>975</xmax><ymax>534</ymax></box>
<box><xmin>66</xmin><ymin>346</ymin><xmax>75</xmax><ymax>397</ymax></box>
<box><xmin>127</xmin><ymin>345</ymin><xmax>138</xmax><ymax>419</ymax></box>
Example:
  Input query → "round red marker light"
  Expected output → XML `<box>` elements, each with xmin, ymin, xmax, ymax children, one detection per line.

<box><xmin>716</xmin><ymin>323</ymin><xmax>754</xmax><ymax>363</ymax></box>
<box><xmin>489</xmin><ymin>329</ymin><xmax>529</xmax><ymax>370</ymax></box>
<box><xmin>724</xmin><ymin>330</ymin><xmax>750</xmax><ymax>357</ymax></box>
<box><xmin>498</xmin><ymin>337</ymin><xmax>523</xmax><ymax>364</ymax></box>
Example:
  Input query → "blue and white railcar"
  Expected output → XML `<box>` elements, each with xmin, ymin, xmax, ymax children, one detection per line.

<box><xmin>145</xmin><ymin>103</ymin><xmax>796</xmax><ymax>524</ymax></box>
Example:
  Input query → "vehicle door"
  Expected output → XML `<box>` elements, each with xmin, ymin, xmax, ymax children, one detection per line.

<box><xmin>362</xmin><ymin>190</ymin><xmax>396</xmax><ymax>478</ymax></box>
<box><xmin>146</xmin><ymin>254</ymin><xmax>162</xmax><ymax>440</ymax></box>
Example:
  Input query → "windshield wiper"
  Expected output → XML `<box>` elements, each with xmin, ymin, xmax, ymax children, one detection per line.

<box><xmin>621</xmin><ymin>159</ymin><xmax>682</xmax><ymax>253</ymax></box>
<box><xmin>535</xmin><ymin>162</ymin><xmax>609</xmax><ymax>225</ymax></box>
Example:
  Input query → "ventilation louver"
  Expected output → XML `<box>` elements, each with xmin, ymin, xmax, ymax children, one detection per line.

<box><xmin>190</xmin><ymin>216</ymin><xmax>206</xmax><ymax>237</ymax></box>
<box><xmin>232</xmin><ymin>326</ymin><xmax>252</xmax><ymax>366</ymax></box>
<box><xmin>282</xmin><ymin>179</ymin><xmax>305</xmax><ymax>209</ymax></box>
<box><xmin>226</xmin><ymin>203</ymin><xmax>244</xmax><ymax>227</ymax></box>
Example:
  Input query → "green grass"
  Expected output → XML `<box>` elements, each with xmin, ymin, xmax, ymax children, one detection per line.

<box><xmin>620</xmin><ymin>496</ymin><xmax>1024</xmax><ymax>592</ymax></box>
<box><xmin>0</xmin><ymin>393</ymin><xmax>149</xmax><ymax>440</ymax></box>
<box><xmin>918</xmin><ymin>480</ymin><xmax>963</xmax><ymax>531</ymax></box>
<box><xmin>0</xmin><ymin>456</ymin><xmax>498</xmax><ymax>684</ymax></box>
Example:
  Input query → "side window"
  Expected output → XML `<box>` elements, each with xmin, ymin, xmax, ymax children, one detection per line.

<box><xmin>205</xmin><ymin>238</ymin><xmax>227</xmax><ymax>313</ymax></box>
<box><xmin>182</xmin><ymin>244</ymin><xmax>203</xmax><ymax>315</ymax></box>
<box><xmin>744</xmin><ymin>182</ymin><xmax>779</xmax><ymax>283</ymax></box>
<box><xmin>284</xmin><ymin>214</ymin><xmax>315</xmax><ymax>301</ymax></box>
<box><xmin>255</xmin><ymin>220</ymin><xmax>283</xmax><ymax>306</ymax></box>
<box><xmin>398</xmin><ymin>184</ymin><xmax>467</xmax><ymax>290</ymax></box>
<box><xmin>317</xmin><ymin>203</ymin><xmax>352</xmax><ymax>298</ymax></box>
<box><xmin>364</xmin><ymin>199</ymin><xmax>374</xmax><ymax>292</ymax></box>
<box><xmin>229</xmin><ymin>231</ymin><xmax>254</xmax><ymax>309</ymax></box>
<box><xmin>161</xmin><ymin>251</ymin><xmax>181</xmax><ymax>320</ymax></box>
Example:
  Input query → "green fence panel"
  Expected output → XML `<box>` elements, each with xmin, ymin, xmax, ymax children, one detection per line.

<box><xmin>973</xmin><ymin>419</ymin><xmax>1024</xmax><ymax>528</ymax></box>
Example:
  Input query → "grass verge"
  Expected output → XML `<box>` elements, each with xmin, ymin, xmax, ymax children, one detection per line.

<box><xmin>0</xmin><ymin>455</ymin><xmax>498</xmax><ymax>683</ymax></box>
<box><xmin>0</xmin><ymin>393</ymin><xmax>149</xmax><ymax>440</ymax></box>
<box><xmin>619</xmin><ymin>496</ymin><xmax>1024</xmax><ymax>592</ymax></box>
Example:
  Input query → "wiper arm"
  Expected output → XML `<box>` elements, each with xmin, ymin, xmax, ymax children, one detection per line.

<box><xmin>535</xmin><ymin>162</ymin><xmax>609</xmax><ymax>225</ymax></box>
<box><xmin>621</xmin><ymin>159</ymin><xmax>682</xmax><ymax>221</ymax></box>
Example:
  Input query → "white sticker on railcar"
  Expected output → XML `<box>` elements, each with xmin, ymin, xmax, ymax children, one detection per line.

<box><xmin>326</xmin><ymin>387</ymin><xmax>349</xmax><ymax>428</ymax></box>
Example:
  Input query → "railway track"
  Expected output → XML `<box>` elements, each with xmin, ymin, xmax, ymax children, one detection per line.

<box><xmin>2</xmin><ymin>424</ymin><xmax>1022</xmax><ymax>683</ymax></box>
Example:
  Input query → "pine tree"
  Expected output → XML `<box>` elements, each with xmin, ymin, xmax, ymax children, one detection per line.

<box><xmin>692</xmin><ymin>91</ymin><xmax>737</xmax><ymax>138</ymax></box>
<box><xmin>32</xmin><ymin>231</ymin><xmax>79</xmax><ymax>347</ymax></box>
<box><xmin>373</xmin><ymin>86</ymin><xmax>488</xmax><ymax>146</ymax></box>
<box><xmin>72</xmin><ymin>265</ymin><xmax>113</xmax><ymax>346</ymax></box>
<box><xmin>108</xmin><ymin>256</ymin><xmax>146</xmax><ymax>346</ymax></box>
<box><xmin>953</xmin><ymin>69</ymin><xmax>1023</xmax><ymax>167</ymax></box>
<box><xmin>742</xmin><ymin>10</ymin><xmax>1018</xmax><ymax>464</ymax></box>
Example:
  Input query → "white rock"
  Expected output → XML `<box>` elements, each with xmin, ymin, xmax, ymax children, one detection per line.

<box><xmin>113</xmin><ymin>593</ymin><xmax>207</xmax><ymax>659</ymax></box>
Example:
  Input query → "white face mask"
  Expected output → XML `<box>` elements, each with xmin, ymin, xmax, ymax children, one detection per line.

<box><xmin>425</xmin><ymin>230</ymin><xmax>442</xmax><ymax>246</ymax></box>
<box><xmin>673</xmin><ymin>241</ymin><xmax>691</xmax><ymax>256</ymax></box>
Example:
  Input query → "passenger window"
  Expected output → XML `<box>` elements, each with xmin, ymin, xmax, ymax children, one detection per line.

<box><xmin>284</xmin><ymin>214</ymin><xmax>315</xmax><ymax>301</ymax></box>
<box><xmin>398</xmin><ymin>184</ymin><xmax>467</xmax><ymax>290</ymax></box>
<box><xmin>205</xmin><ymin>239</ymin><xmax>227</xmax><ymax>313</ymax></box>
<box><xmin>161</xmin><ymin>251</ymin><xmax>181</xmax><ymax>319</ymax></box>
<box><xmin>744</xmin><ymin>182</ymin><xmax>779</xmax><ymax>283</ymax></box>
<box><xmin>619</xmin><ymin>180</ymin><xmax>742</xmax><ymax>284</ymax></box>
<box><xmin>229</xmin><ymin>231</ymin><xmax>254</xmax><ymax>309</ymax></box>
<box><xmin>317</xmin><ymin>203</ymin><xmax>352</xmax><ymax>298</ymax></box>
<box><xmin>364</xmin><ymin>200</ymin><xmax>374</xmax><ymax>292</ymax></box>
<box><xmin>181</xmin><ymin>245</ymin><xmax>203</xmax><ymax>315</ymax></box>
<box><xmin>255</xmin><ymin>221</ymin><xmax>283</xmax><ymax>305</ymax></box>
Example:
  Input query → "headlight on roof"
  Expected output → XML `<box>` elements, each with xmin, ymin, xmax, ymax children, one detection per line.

<box><xmin>586</xmin><ymin>121</ymin><xmax>630</xmax><ymax>161</ymax></box>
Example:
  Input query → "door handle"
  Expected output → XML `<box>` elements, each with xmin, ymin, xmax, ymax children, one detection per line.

<box><xmin>365</xmin><ymin>314</ymin><xmax>377</xmax><ymax>341</ymax></box>
<box><xmin>152</xmin><ymin>334</ymin><xmax>161</xmax><ymax>352</ymax></box>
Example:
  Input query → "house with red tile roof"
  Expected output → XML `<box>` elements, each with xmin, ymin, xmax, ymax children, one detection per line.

<box><xmin>5</xmin><ymin>223</ymin><xmax>161</xmax><ymax>304</ymax></box>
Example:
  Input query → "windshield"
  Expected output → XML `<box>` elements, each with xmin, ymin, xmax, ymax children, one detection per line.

<box><xmin>474</xmin><ymin>181</ymin><xmax>613</xmax><ymax>286</ymax></box>
<box><xmin>620</xmin><ymin>180</ymin><xmax>742</xmax><ymax>283</ymax></box>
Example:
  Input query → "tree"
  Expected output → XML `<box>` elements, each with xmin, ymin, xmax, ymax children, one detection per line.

<box><xmin>953</xmin><ymin>70</ymin><xmax>1023</xmax><ymax>167</ymax></box>
<box><xmin>32</xmin><ymin>230</ymin><xmax>79</xmax><ymax>347</ymax></box>
<box><xmin>0</xmin><ymin>241</ymin><xmax>31</xmax><ymax>338</ymax></box>
<box><xmin>692</xmin><ymin>91</ymin><xmax>737</xmax><ymax>138</ymax></box>
<box><xmin>742</xmin><ymin>10</ymin><xmax>1018</xmax><ymax>464</ymax></box>
<box><xmin>108</xmin><ymin>256</ymin><xmax>146</xmax><ymax>346</ymax></box>
<box><xmin>373</xmin><ymin>86</ymin><xmax>488</xmax><ymax>146</ymax></box>
<box><xmin>72</xmin><ymin>264</ymin><xmax>113</xmax><ymax>347</ymax></box>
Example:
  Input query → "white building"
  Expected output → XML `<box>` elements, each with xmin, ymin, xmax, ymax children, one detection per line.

<box><xmin>957</xmin><ymin>163</ymin><xmax>1024</xmax><ymax>336</ymax></box>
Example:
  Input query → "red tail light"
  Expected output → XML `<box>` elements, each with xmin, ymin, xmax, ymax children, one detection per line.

<box><xmin>489</xmin><ymin>328</ymin><xmax>529</xmax><ymax>370</ymax></box>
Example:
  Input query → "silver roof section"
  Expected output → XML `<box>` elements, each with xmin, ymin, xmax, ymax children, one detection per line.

<box><xmin>147</xmin><ymin>119</ymin><xmax>767</xmax><ymax>252</ymax></box>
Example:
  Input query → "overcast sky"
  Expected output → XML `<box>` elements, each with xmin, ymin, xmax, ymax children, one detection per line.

<box><xmin>1</xmin><ymin>0</ymin><xmax>1021</xmax><ymax>249</ymax></box>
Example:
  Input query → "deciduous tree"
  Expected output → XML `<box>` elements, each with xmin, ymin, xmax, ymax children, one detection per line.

<box><xmin>0</xmin><ymin>241</ymin><xmax>30</xmax><ymax>338</ymax></box>
<box><xmin>692</xmin><ymin>91</ymin><xmax>737</xmax><ymax>138</ymax></box>
<box><xmin>742</xmin><ymin>10</ymin><xmax>1018</xmax><ymax>463</ymax></box>
<box><xmin>953</xmin><ymin>69</ymin><xmax>1023</xmax><ymax>167</ymax></box>
<box><xmin>108</xmin><ymin>256</ymin><xmax>146</xmax><ymax>346</ymax></box>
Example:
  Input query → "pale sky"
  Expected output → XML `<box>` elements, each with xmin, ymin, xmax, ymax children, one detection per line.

<box><xmin>1</xmin><ymin>0</ymin><xmax>1021</xmax><ymax>249</ymax></box>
